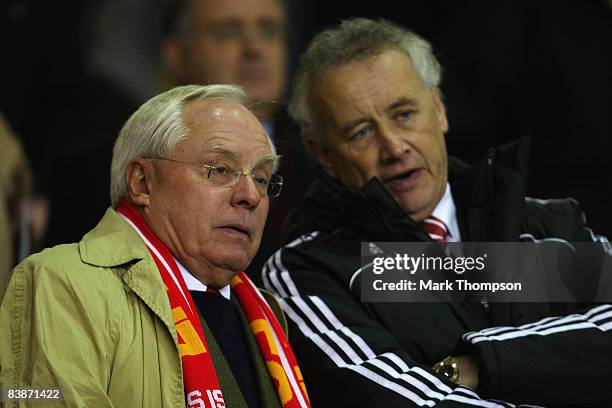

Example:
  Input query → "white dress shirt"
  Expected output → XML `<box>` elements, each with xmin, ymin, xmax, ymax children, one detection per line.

<box><xmin>429</xmin><ymin>183</ymin><xmax>462</xmax><ymax>242</ymax></box>
<box><xmin>176</xmin><ymin>258</ymin><xmax>231</xmax><ymax>300</ymax></box>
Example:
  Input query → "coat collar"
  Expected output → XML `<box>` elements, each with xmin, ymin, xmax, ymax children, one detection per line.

<box><xmin>449</xmin><ymin>136</ymin><xmax>530</xmax><ymax>241</ymax></box>
<box><xmin>78</xmin><ymin>208</ymin><xmax>180</xmax><ymax>347</ymax></box>
<box><xmin>79</xmin><ymin>207</ymin><xmax>148</xmax><ymax>267</ymax></box>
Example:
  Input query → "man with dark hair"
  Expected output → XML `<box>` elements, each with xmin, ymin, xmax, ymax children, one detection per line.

<box><xmin>162</xmin><ymin>0</ymin><xmax>316</xmax><ymax>280</ymax></box>
<box><xmin>263</xmin><ymin>18</ymin><xmax>612</xmax><ymax>407</ymax></box>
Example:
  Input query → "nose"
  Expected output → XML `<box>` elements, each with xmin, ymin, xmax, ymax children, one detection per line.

<box><xmin>242</xmin><ymin>29</ymin><xmax>265</xmax><ymax>59</ymax></box>
<box><xmin>230</xmin><ymin>174</ymin><xmax>262</xmax><ymax>210</ymax></box>
<box><xmin>379</xmin><ymin>125</ymin><xmax>406</xmax><ymax>163</ymax></box>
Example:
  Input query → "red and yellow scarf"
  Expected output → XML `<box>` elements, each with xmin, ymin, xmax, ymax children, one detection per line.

<box><xmin>117</xmin><ymin>201</ymin><xmax>310</xmax><ymax>408</ymax></box>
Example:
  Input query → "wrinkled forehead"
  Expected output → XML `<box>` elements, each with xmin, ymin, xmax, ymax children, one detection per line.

<box><xmin>317</xmin><ymin>50</ymin><xmax>423</xmax><ymax>100</ymax></box>
<box><xmin>179</xmin><ymin>98</ymin><xmax>273</xmax><ymax>160</ymax></box>
<box><xmin>191</xmin><ymin>0</ymin><xmax>285</xmax><ymax>22</ymax></box>
<box><xmin>311</xmin><ymin>51</ymin><xmax>426</xmax><ymax>124</ymax></box>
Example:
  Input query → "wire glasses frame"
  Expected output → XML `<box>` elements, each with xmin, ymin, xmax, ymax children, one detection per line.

<box><xmin>149</xmin><ymin>158</ymin><xmax>283</xmax><ymax>198</ymax></box>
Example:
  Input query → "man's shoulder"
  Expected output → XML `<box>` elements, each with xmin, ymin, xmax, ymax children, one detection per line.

<box><xmin>525</xmin><ymin>196</ymin><xmax>582</xmax><ymax>214</ymax></box>
<box><xmin>521</xmin><ymin>196</ymin><xmax>585</xmax><ymax>241</ymax></box>
<box><xmin>282</xmin><ymin>229</ymin><xmax>358</xmax><ymax>259</ymax></box>
<box><xmin>11</xmin><ymin>241</ymin><xmax>126</xmax><ymax>295</ymax></box>
<box><xmin>264</xmin><ymin>229</ymin><xmax>362</xmax><ymax>292</ymax></box>
<box><xmin>23</xmin><ymin>242</ymin><xmax>81</xmax><ymax>267</ymax></box>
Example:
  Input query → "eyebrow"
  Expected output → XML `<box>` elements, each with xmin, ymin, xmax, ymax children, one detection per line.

<box><xmin>259</xmin><ymin>17</ymin><xmax>285</xmax><ymax>28</ymax></box>
<box><xmin>207</xmin><ymin>18</ymin><xmax>242</xmax><ymax>31</ymax></box>
<box><xmin>207</xmin><ymin>146</ymin><xmax>278</xmax><ymax>168</ymax></box>
<box><xmin>385</xmin><ymin>97</ymin><xmax>418</xmax><ymax>113</ymax></box>
<box><xmin>254</xmin><ymin>154</ymin><xmax>278</xmax><ymax>169</ymax></box>
<box><xmin>207</xmin><ymin>145</ymin><xmax>240</xmax><ymax>160</ymax></box>
<box><xmin>339</xmin><ymin>97</ymin><xmax>419</xmax><ymax>135</ymax></box>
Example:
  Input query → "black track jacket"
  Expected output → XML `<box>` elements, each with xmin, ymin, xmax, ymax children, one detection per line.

<box><xmin>262</xmin><ymin>138</ymin><xmax>612</xmax><ymax>407</ymax></box>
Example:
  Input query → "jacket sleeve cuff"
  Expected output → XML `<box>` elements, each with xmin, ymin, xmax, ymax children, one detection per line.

<box><xmin>454</xmin><ymin>335</ymin><xmax>502</xmax><ymax>397</ymax></box>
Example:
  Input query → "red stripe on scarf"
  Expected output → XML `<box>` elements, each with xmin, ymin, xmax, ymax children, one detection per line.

<box><xmin>232</xmin><ymin>274</ymin><xmax>310</xmax><ymax>407</ymax></box>
<box><xmin>117</xmin><ymin>201</ymin><xmax>224</xmax><ymax>407</ymax></box>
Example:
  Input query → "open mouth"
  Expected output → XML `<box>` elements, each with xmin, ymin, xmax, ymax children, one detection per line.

<box><xmin>384</xmin><ymin>168</ymin><xmax>423</xmax><ymax>189</ymax></box>
<box><xmin>220</xmin><ymin>225</ymin><xmax>251</xmax><ymax>240</ymax></box>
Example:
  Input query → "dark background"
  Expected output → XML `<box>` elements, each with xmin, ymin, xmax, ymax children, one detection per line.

<box><xmin>2</xmin><ymin>0</ymin><xmax>611</xmax><ymax>246</ymax></box>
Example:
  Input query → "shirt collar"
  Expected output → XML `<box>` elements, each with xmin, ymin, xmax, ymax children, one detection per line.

<box><xmin>175</xmin><ymin>258</ymin><xmax>231</xmax><ymax>300</ymax></box>
<box><xmin>430</xmin><ymin>183</ymin><xmax>461</xmax><ymax>242</ymax></box>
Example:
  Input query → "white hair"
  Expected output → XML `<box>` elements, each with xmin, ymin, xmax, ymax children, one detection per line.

<box><xmin>110</xmin><ymin>84</ymin><xmax>278</xmax><ymax>207</ymax></box>
<box><xmin>289</xmin><ymin>18</ymin><xmax>442</xmax><ymax>145</ymax></box>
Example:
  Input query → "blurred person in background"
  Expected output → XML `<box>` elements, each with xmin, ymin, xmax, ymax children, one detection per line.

<box><xmin>0</xmin><ymin>112</ymin><xmax>33</xmax><ymax>296</ymax></box>
<box><xmin>162</xmin><ymin>0</ymin><xmax>317</xmax><ymax>281</ymax></box>
<box><xmin>1</xmin><ymin>0</ymin><xmax>174</xmax><ymax>254</ymax></box>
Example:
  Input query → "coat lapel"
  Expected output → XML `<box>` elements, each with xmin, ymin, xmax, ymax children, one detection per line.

<box><xmin>79</xmin><ymin>208</ymin><xmax>181</xmax><ymax>349</ymax></box>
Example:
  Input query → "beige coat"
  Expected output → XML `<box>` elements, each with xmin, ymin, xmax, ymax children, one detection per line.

<box><xmin>0</xmin><ymin>208</ymin><xmax>283</xmax><ymax>407</ymax></box>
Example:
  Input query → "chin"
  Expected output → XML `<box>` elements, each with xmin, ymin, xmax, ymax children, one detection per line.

<box><xmin>206</xmin><ymin>239</ymin><xmax>258</xmax><ymax>272</ymax></box>
<box><xmin>398</xmin><ymin>197</ymin><xmax>431</xmax><ymax>221</ymax></box>
<box><xmin>214</xmin><ymin>252</ymin><xmax>253</xmax><ymax>273</ymax></box>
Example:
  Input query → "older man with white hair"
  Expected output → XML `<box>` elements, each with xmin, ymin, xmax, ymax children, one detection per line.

<box><xmin>0</xmin><ymin>85</ymin><xmax>310</xmax><ymax>408</ymax></box>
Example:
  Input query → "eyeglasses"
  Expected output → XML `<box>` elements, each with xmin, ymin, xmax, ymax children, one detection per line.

<box><xmin>150</xmin><ymin>158</ymin><xmax>283</xmax><ymax>198</ymax></box>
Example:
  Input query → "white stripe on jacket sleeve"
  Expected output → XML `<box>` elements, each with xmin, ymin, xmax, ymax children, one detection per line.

<box><xmin>263</xmin><ymin>234</ymin><xmax>517</xmax><ymax>408</ymax></box>
<box><xmin>464</xmin><ymin>304</ymin><xmax>612</xmax><ymax>344</ymax></box>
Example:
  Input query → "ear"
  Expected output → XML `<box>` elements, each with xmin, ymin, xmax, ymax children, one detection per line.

<box><xmin>126</xmin><ymin>159</ymin><xmax>152</xmax><ymax>207</ymax></box>
<box><xmin>432</xmin><ymin>87</ymin><xmax>449</xmax><ymax>133</ymax></box>
<box><xmin>307</xmin><ymin>139</ymin><xmax>336</xmax><ymax>178</ymax></box>
<box><xmin>162</xmin><ymin>36</ymin><xmax>188</xmax><ymax>84</ymax></box>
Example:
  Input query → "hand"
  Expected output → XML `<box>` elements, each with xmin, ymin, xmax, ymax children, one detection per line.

<box><xmin>432</xmin><ymin>354</ymin><xmax>480</xmax><ymax>389</ymax></box>
<box><xmin>454</xmin><ymin>354</ymin><xmax>479</xmax><ymax>389</ymax></box>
